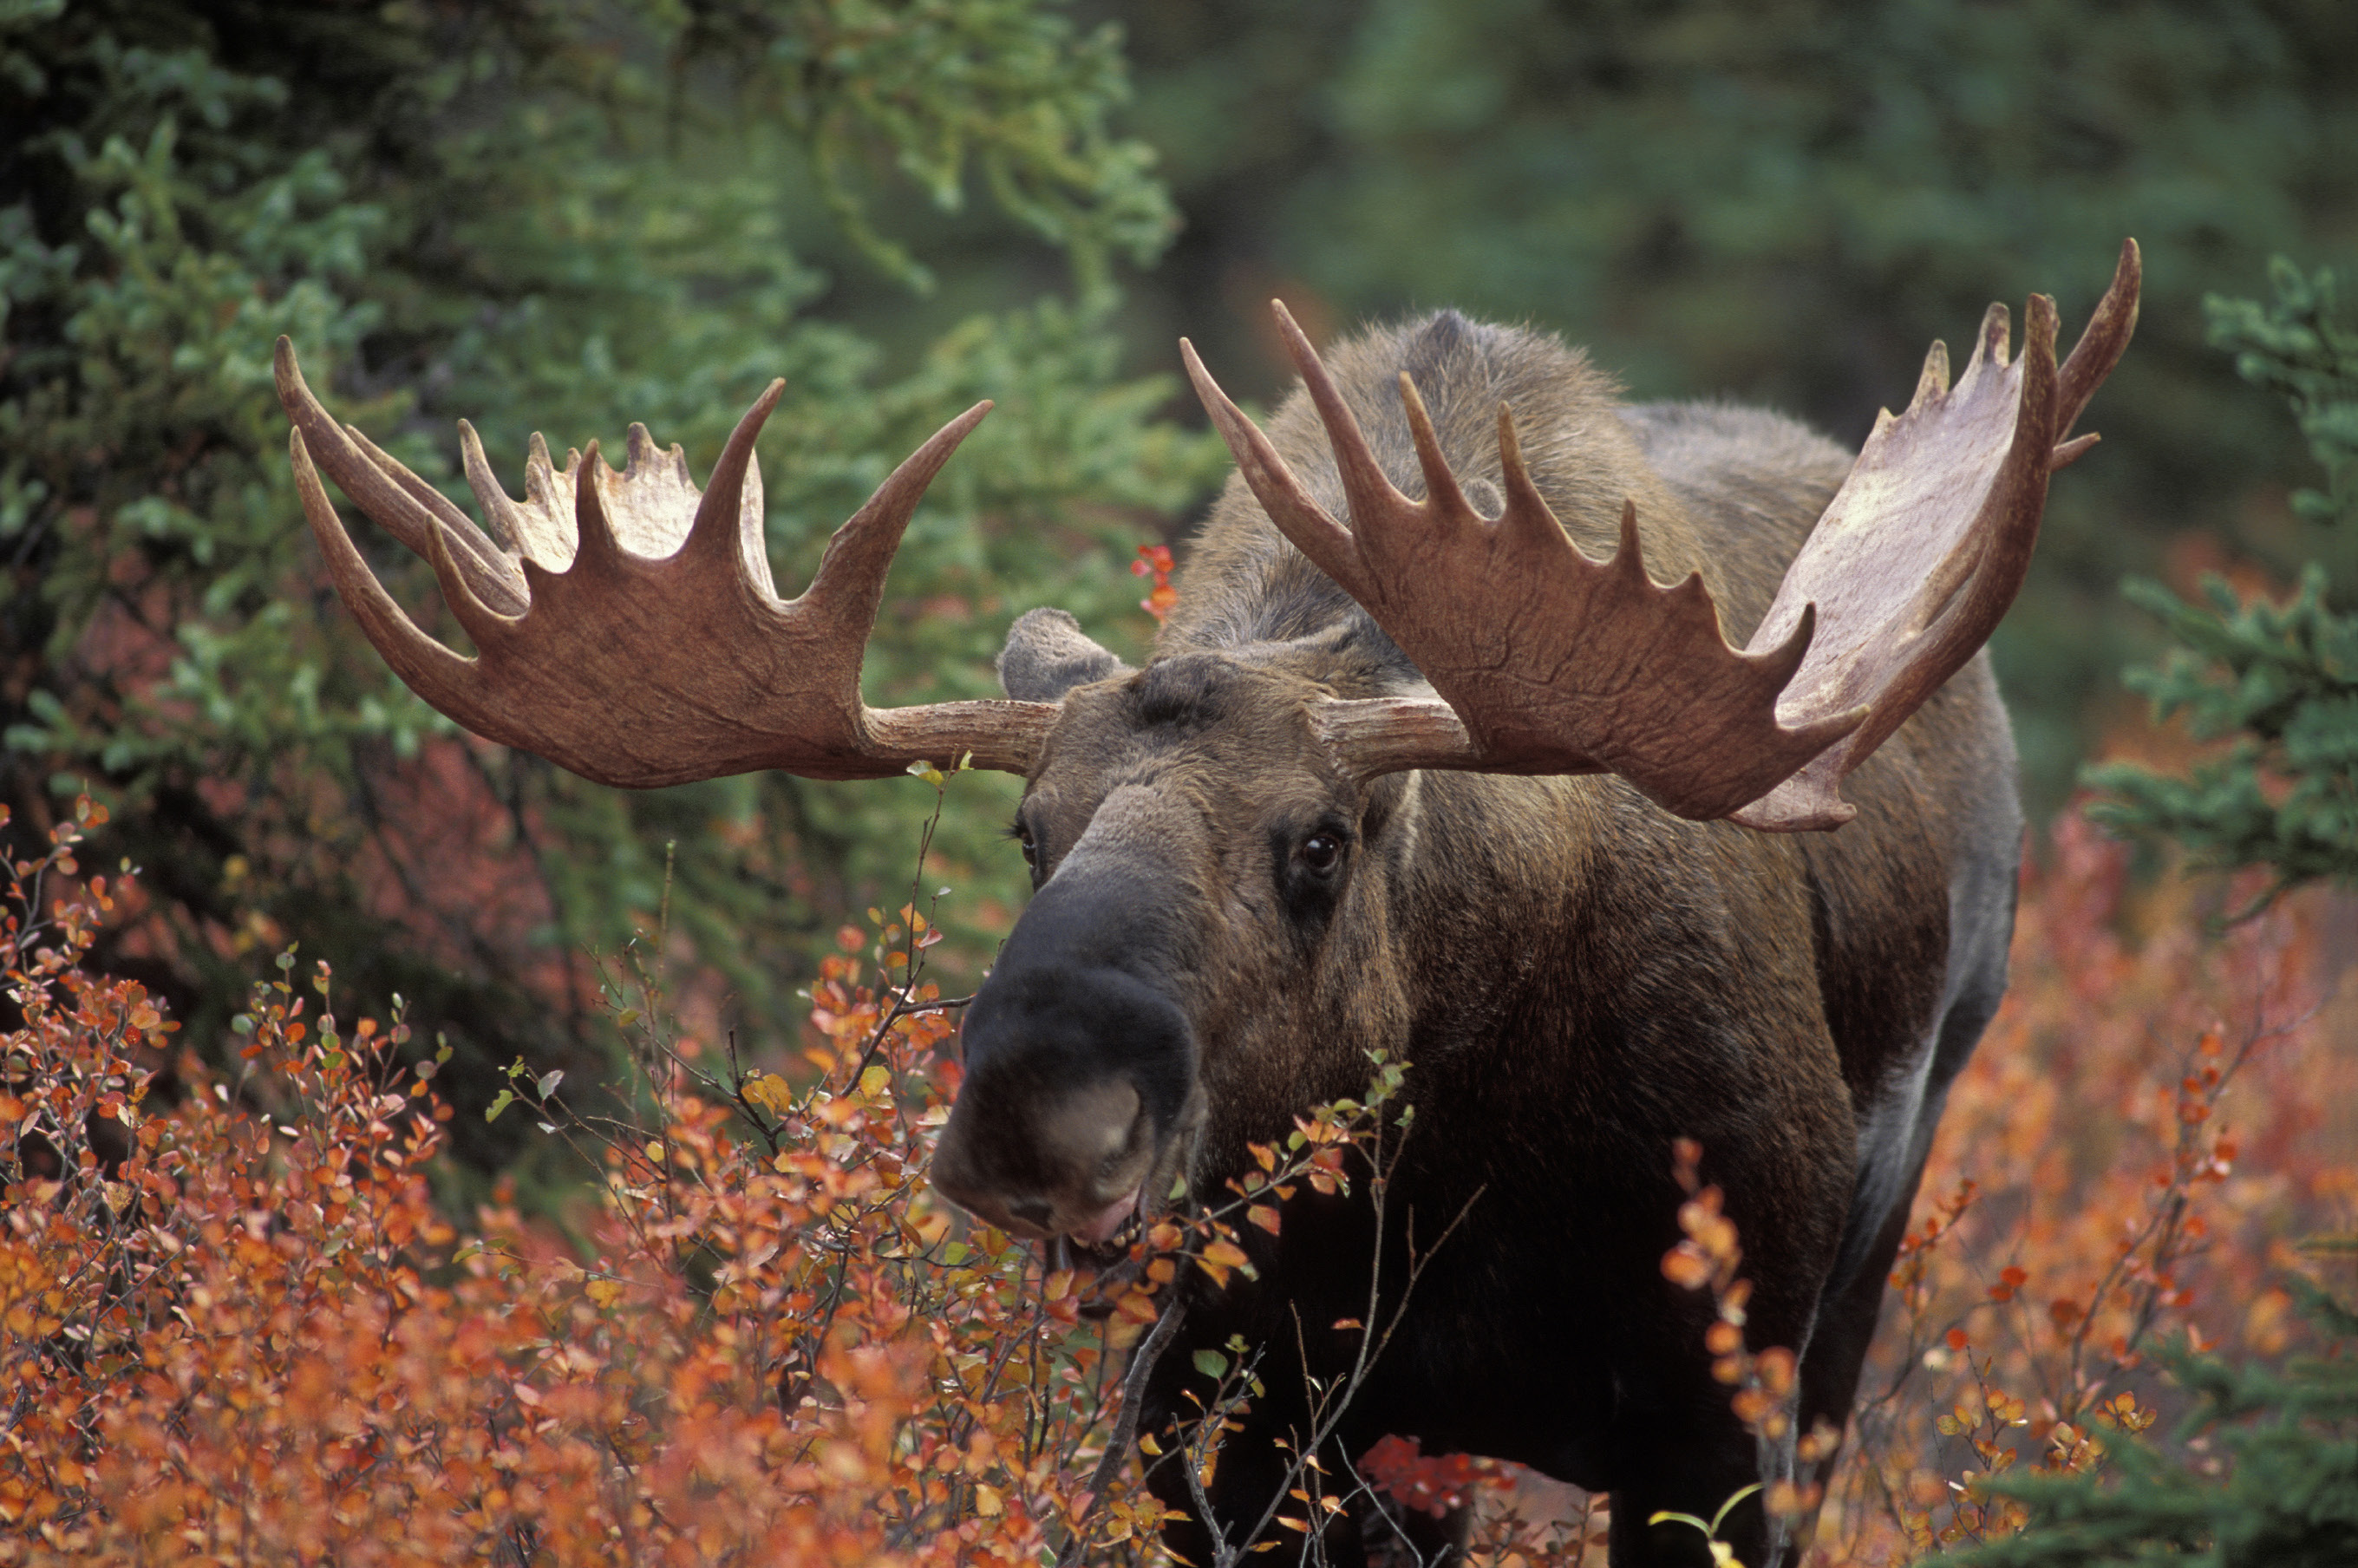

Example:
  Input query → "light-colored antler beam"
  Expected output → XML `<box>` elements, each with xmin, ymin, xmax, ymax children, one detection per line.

<box><xmin>1732</xmin><ymin>238</ymin><xmax>2140</xmax><ymax>830</ymax></box>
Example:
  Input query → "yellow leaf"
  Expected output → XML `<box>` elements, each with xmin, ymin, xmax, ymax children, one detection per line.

<box><xmin>858</xmin><ymin>1064</ymin><xmax>892</xmax><ymax>1101</ymax></box>
<box><xmin>973</xmin><ymin>1484</ymin><xmax>1003</xmax><ymax>1518</ymax></box>
<box><xmin>743</xmin><ymin>1074</ymin><xmax>794</xmax><ymax>1115</ymax></box>
<box><xmin>585</xmin><ymin>1278</ymin><xmax>624</xmax><ymax>1308</ymax></box>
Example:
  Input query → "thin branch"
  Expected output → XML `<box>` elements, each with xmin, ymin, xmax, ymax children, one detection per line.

<box><xmin>1053</xmin><ymin>1299</ymin><xmax>1189</xmax><ymax>1567</ymax></box>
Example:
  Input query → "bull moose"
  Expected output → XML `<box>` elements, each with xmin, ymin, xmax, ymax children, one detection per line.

<box><xmin>272</xmin><ymin>240</ymin><xmax>2138</xmax><ymax>1566</ymax></box>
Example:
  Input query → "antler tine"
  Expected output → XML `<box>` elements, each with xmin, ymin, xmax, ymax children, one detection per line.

<box><xmin>1973</xmin><ymin>302</ymin><xmax>2013</xmax><ymax>372</ymax></box>
<box><xmin>1179</xmin><ymin>336</ymin><xmax>1370</xmax><ymax>602</ymax></box>
<box><xmin>1911</xmin><ymin>339</ymin><xmax>1952</xmax><ymax>407</ymax></box>
<box><xmin>680</xmin><ymin>378</ymin><xmax>785</xmax><ymax>578</ymax></box>
<box><xmin>421</xmin><ymin>510</ymin><xmax>519</xmax><ymax>656</ymax></box>
<box><xmin>1395</xmin><ymin>372</ymin><xmax>1476</xmax><ymax>541</ymax></box>
<box><xmin>2053</xmin><ymin>238</ymin><xmax>2141</xmax><ymax>467</ymax></box>
<box><xmin>274</xmin><ymin>339</ymin><xmax>527</xmax><ymax>617</ymax></box>
<box><xmin>1492</xmin><ymin>402</ymin><xmax>1551</xmax><ymax>543</ymax></box>
<box><xmin>280</xmin><ymin>341</ymin><xmax>1059</xmax><ymax>787</ymax></box>
<box><xmin>457</xmin><ymin>419</ymin><xmax>532</xmax><ymax>555</ymax></box>
<box><xmin>1267</xmin><ymin>301</ymin><xmax>1432</xmax><ymax>599</ymax></box>
<box><xmin>567</xmin><ymin>440</ymin><xmax>628</xmax><ymax>579</ymax></box>
<box><xmin>804</xmin><ymin>400</ymin><xmax>994</xmax><ymax>629</ymax></box>
<box><xmin>289</xmin><ymin>428</ymin><xmax>492</xmax><ymax>733</ymax></box>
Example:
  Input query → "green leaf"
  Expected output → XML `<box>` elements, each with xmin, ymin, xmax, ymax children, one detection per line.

<box><xmin>1191</xmin><ymin>1348</ymin><xmax>1230</xmax><ymax>1381</ymax></box>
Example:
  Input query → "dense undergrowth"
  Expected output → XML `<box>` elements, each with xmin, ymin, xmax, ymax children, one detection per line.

<box><xmin>3</xmin><ymin>788</ymin><xmax>2348</xmax><ymax>1565</ymax></box>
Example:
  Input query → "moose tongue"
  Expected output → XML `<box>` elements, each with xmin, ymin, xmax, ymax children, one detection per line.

<box><xmin>1068</xmin><ymin>1189</ymin><xmax>1140</xmax><ymax>1247</ymax></box>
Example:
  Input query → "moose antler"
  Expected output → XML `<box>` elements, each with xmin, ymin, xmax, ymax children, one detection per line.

<box><xmin>1728</xmin><ymin>241</ymin><xmax>2140</xmax><ymax>829</ymax></box>
<box><xmin>277</xmin><ymin>338</ymin><xmax>1056</xmax><ymax>787</ymax></box>
<box><xmin>1182</xmin><ymin>240</ymin><xmax>2140</xmax><ymax>827</ymax></box>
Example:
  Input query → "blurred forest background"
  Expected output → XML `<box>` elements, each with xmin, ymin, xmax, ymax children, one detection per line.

<box><xmin>3</xmin><ymin>0</ymin><xmax>2354</xmax><ymax>1190</ymax></box>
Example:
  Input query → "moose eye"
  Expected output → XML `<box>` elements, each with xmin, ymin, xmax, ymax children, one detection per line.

<box><xmin>1010</xmin><ymin>820</ymin><xmax>1036</xmax><ymax>866</ymax></box>
<box><xmin>1298</xmin><ymin>833</ymin><xmax>1343</xmax><ymax>874</ymax></box>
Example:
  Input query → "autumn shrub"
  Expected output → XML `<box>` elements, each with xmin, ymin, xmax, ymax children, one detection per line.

<box><xmin>1795</xmin><ymin>818</ymin><xmax>2355</xmax><ymax>1565</ymax></box>
<box><xmin>5</xmin><ymin>807</ymin><xmax>2352</xmax><ymax>1564</ymax></box>
<box><xmin>2</xmin><ymin>787</ymin><xmax>1424</xmax><ymax>1564</ymax></box>
<box><xmin>1953</xmin><ymin>1265</ymin><xmax>2357</xmax><ymax>1567</ymax></box>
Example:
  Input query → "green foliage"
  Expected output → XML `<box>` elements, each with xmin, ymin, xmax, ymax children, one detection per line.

<box><xmin>2086</xmin><ymin>262</ymin><xmax>2358</xmax><ymax>901</ymax></box>
<box><xmin>0</xmin><ymin>0</ymin><xmax>1224</xmax><ymax>1171</ymax></box>
<box><xmin>1956</xmin><ymin>1272</ymin><xmax>2358</xmax><ymax>1567</ymax></box>
<box><xmin>719</xmin><ymin>0</ymin><xmax>1178</xmax><ymax>296</ymax></box>
<box><xmin>2084</xmin><ymin>572</ymin><xmax>2357</xmax><ymax>898</ymax></box>
<box><xmin>2205</xmin><ymin>259</ymin><xmax>2358</xmax><ymax>528</ymax></box>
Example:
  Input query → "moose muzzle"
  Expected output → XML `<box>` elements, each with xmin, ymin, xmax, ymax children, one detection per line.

<box><xmin>929</xmin><ymin>805</ymin><xmax>1205</xmax><ymax>1245</ymax></box>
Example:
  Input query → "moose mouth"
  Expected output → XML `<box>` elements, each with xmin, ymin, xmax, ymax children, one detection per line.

<box><xmin>1054</xmin><ymin>1214</ymin><xmax>1151</xmax><ymax>1318</ymax></box>
<box><xmin>1055</xmin><ymin>1108</ymin><xmax>1203</xmax><ymax>1312</ymax></box>
<box><xmin>1069</xmin><ymin>1185</ymin><xmax>1146</xmax><ymax>1247</ymax></box>
<box><xmin>1041</xmin><ymin>1185</ymin><xmax>1145</xmax><ymax>1288</ymax></box>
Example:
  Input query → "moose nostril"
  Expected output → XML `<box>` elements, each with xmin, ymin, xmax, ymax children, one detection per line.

<box><xmin>1006</xmin><ymin>1196</ymin><xmax>1055</xmax><ymax>1231</ymax></box>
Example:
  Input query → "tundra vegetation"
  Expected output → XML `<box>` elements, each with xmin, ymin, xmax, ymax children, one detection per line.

<box><xmin>0</xmin><ymin>776</ymin><xmax>2350</xmax><ymax>1563</ymax></box>
<box><xmin>3</xmin><ymin>1</ymin><xmax>2355</xmax><ymax>1565</ymax></box>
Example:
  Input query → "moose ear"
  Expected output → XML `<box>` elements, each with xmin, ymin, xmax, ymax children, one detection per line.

<box><xmin>997</xmin><ymin>608</ymin><xmax>1131</xmax><ymax>702</ymax></box>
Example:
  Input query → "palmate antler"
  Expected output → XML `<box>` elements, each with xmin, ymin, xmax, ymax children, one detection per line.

<box><xmin>1181</xmin><ymin>240</ymin><xmax>2141</xmax><ymax>828</ymax></box>
<box><xmin>275</xmin><ymin>339</ymin><xmax>1056</xmax><ymax>787</ymax></box>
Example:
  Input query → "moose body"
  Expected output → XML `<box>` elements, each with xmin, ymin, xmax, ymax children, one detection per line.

<box><xmin>275</xmin><ymin>243</ymin><xmax>2134</xmax><ymax>1568</ymax></box>
<box><xmin>946</xmin><ymin>317</ymin><xmax>2022</xmax><ymax>1564</ymax></box>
